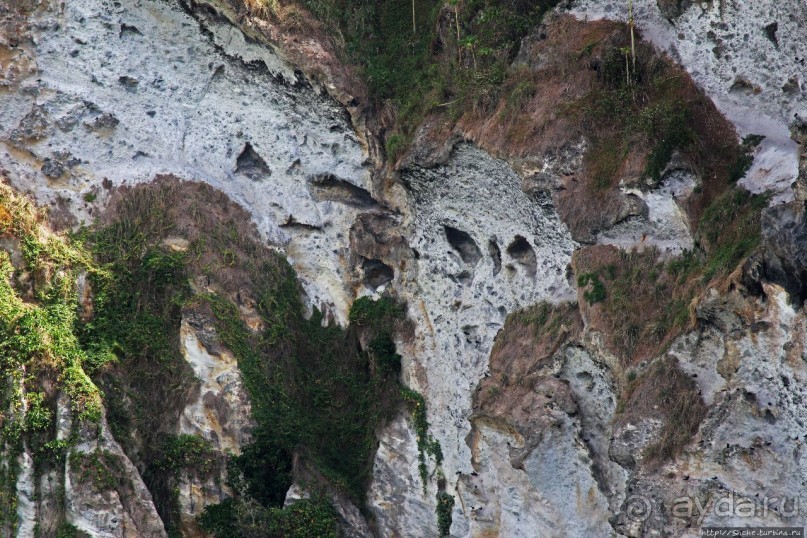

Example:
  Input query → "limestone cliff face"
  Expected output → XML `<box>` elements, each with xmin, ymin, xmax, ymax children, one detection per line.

<box><xmin>1</xmin><ymin>0</ymin><xmax>806</xmax><ymax>536</ymax></box>
<box><xmin>176</xmin><ymin>316</ymin><xmax>254</xmax><ymax>537</ymax></box>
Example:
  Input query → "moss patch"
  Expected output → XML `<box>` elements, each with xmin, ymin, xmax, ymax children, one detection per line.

<box><xmin>436</xmin><ymin>491</ymin><xmax>455</xmax><ymax>536</ymax></box>
<box><xmin>70</xmin><ymin>450</ymin><xmax>124</xmax><ymax>492</ymax></box>
<box><xmin>399</xmin><ymin>386</ymin><xmax>443</xmax><ymax>490</ymax></box>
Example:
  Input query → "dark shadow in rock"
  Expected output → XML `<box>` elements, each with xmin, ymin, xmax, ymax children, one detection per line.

<box><xmin>211</xmin><ymin>64</ymin><xmax>225</xmax><ymax>82</ymax></box>
<box><xmin>488</xmin><ymin>239</ymin><xmax>502</xmax><ymax>276</ymax></box>
<box><xmin>445</xmin><ymin>226</ymin><xmax>482</xmax><ymax>265</ymax></box>
<box><xmin>236</xmin><ymin>142</ymin><xmax>272</xmax><ymax>181</ymax></box>
<box><xmin>764</xmin><ymin>22</ymin><xmax>778</xmax><ymax>48</ymax></box>
<box><xmin>120</xmin><ymin>24</ymin><xmax>142</xmax><ymax>38</ymax></box>
<box><xmin>729</xmin><ymin>78</ymin><xmax>760</xmax><ymax>96</ymax></box>
<box><xmin>41</xmin><ymin>159</ymin><xmax>65</xmax><ymax>179</ymax></box>
<box><xmin>449</xmin><ymin>270</ymin><xmax>473</xmax><ymax>286</ymax></box>
<box><xmin>118</xmin><ymin>76</ymin><xmax>139</xmax><ymax>92</ymax></box>
<box><xmin>744</xmin><ymin>200</ymin><xmax>807</xmax><ymax>305</ymax></box>
<box><xmin>507</xmin><ymin>235</ymin><xmax>537</xmax><ymax>278</ymax></box>
<box><xmin>309</xmin><ymin>174</ymin><xmax>378</xmax><ymax>207</ymax></box>
<box><xmin>362</xmin><ymin>258</ymin><xmax>394</xmax><ymax>289</ymax></box>
<box><xmin>279</xmin><ymin>214</ymin><xmax>320</xmax><ymax>230</ymax></box>
<box><xmin>657</xmin><ymin>0</ymin><xmax>692</xmax><ymax>20</ymax></box>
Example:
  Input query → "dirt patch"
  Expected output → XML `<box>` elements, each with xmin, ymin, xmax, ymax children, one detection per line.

<box><xmin>474</xmin><ymin>302</ymin><xmax>582</xmax><ymax>425</ymax></box>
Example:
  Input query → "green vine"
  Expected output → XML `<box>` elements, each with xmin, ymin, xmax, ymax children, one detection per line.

<box><xmin>399</xmin><ymin>386</ymin><xmax>443</xmax><ymax>491</ymax></box>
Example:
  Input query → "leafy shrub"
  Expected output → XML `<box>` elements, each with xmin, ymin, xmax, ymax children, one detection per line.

<box><xmin>227</xmin><ymin>437</ymin><xmax>292</xmax><ymax>508</ymax></box>
<box><xmin>199</xmin><ymin>495</ymin><xmax>339</xmax><ymax>538</ymax></box>
<box><xmin>348</xmin><ymin>295</ymin><xmax>404</xmax><ymax>325</ymax></box>
<box><xmin>577</xmin><ymin>272</ymin><xmax>606</xmax><ymax>304</ymax></box>
<box><xmin>637</xmin><ymin>101</ymin><xmax>692</xmax><ymax>180</ymax></box>
<box><xmin>264</xmin><ymin>496</ymin><xmax>339</xmax><ymax>538</ymax></box>
<box><xmin>436</xmin><ymin>492</ymin><xmax>455</xmax><ymax>536</ymax></box>
<box><xmin>400</xmin><ymin>386</ymin><xmax>443</xmax><ymax>489</ymax></box>
<box><xmin>70</xmin><ymin>451</ymin><xmax>120</xmax><ymax>491</ymax></box>
<box><xmin>385</xmin><ymin>134</ymin><xmax>407</xmax><ymax>161</ymax></box>
<box><xmin>727</xmin><ymin>134</ymin><xmax>765</xmax><ymax>183</ymax></box>
<box><xmin>203</xmin><ymin>291</ymin><xmax>404</xmax><ymax>502</ymax></box>
<box><xmin>198</xmin><ymin>499</ymin><xmax>240</xmax><ymax>538</ymax></box>
<box><xmin>56</xmin><ymin>523</ymin><xmax>82</xmax><ymax>538</ymax></box>
<box><xmin>154</xmin><ymin>435</ymin><xmax>217</xmax><ymax>477</ymax></box>
<box><xmin>369</xmin><ymin>333</ymin><xmax>402</xmax><ymax>375</ymax></box>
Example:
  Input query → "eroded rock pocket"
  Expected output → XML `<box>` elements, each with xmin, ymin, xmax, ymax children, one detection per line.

<box><xmin>235</xmin><ymin>142</ymin><xmax>271</xmax><ymax>180</ymax></box>
<box><xmin>362</xmin><ymin>257</ymin><xmax>394</xmax><ymax>290</ymax></box>
<box><xmin>445</xmin><ymin>225</ymin><xmax>482</xmax><ymax>265</ymax></box>
<box><xmin>507</xmin><ymin>235</ymin><xmax>537</xmax><ymax>278</ymax></box>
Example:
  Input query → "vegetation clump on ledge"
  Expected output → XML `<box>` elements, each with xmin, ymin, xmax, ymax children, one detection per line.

<box><xmin>572</xmin><ymin>183</ymin><xmax>769</xmax><ymax>366</ymax></box>
<box><xmin>198</xmin><ymin>290</ymin><xmax>411</xmax><ymax>535</ymax></box>
<box><xmin>292</xmin><ymin>0</ymin><xmax>562</xmax><ymax>157</ymax></box>
<box><xmin>618</xmin><ymin>356</ymin><xmax>708</xmax><ymax>462</ymax></box>
<box><xmin>71</xmin><ymin>179</ymin><xmax>417</xmax><ymax>535</ymax></box>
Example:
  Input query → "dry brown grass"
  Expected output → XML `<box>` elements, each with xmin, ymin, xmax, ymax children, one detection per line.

<box><xmin>475</xmin><ymin>302</ymin><xmax>583</xmax><ymax>416</ymax></box>
<box><xmin>619</xmin><ymin>356</ymin><xmax>707</xmax><ymax>463</ymax></box>
<box><xmin>571</xmin><ymin>166</ymin><xmax>768</xmax><ymax>367</ymax></box>
<box><xmin>456</xmin><ymin>15</ymin><xmax>617</xmax><ymax>159</ymax></box>
<box><xmin>243</xmin><ymin>0</ymin><xmax>278</xmax><ymax>18</ymax></box>
<box><xmin>98</xmin><ymin>174</ymin><xmax>273</xmax><ymax>306</ymax></box>
<box><xmin>573</xmin><ymin>245</ymin><xmax>694</xmax><ymax>365</ymax></box>
<box><xmin>421</xmin><ymin>14</ymin><xmax>740</xmax><ymax>242</ymax></box>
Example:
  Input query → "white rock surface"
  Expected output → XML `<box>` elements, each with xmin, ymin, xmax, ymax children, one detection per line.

<box><xmin>0</xmin><ymin>0</ymin><xmax>375</xmax><ymax>534</ymax></box>
<box><xmin>367</xmin><ymin>413</ymin><xmax>439</xmax><ymax>537</ymax></box>
<box><xmin>455</xmin><ymin>345</ymin><xmax>623</xmax><ymax>538</ymax></box>
<box><xmin>636</xmin><ymin>284</ymin><xmax>807</xmax><ymax>534</ymax></box>
<box><xmin>598</xmin><ymin>169</ymin><xmax>696</xmax><ymax>255</ymax></box>
<box><xmin>14</xmin><ymin>448</ymin><xmax>36</xmax><ymax>538</ymax></box>
<box><xmin>404</xmin><ymin>142</ymin><xmax>576</xmax><ymax>466</ymax></box>
<box><xmin>178</xmin><ymin>319</ymin><xmax>253</xmax><ymax>455</ymax></box>
<box><xmin>0</xmin><ymin>0</ymin><xmax>372</xmax><ymax>324</ymax></box>
<box><xmin>368</xmin><ymin>144</ymin><xmax>577</xmax><ymax>535</ymax></box>
<box><xmin>62</xmin><ymin>396</ymin><xmax>168</xmax><ymax>538</ymax></box>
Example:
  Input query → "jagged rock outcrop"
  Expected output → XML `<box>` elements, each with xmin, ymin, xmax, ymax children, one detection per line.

<box><xmin>63</xmin><ymin>402</ymin><xmax>168</xmax><ymax>538</ymax></box>
<box><xmin>0</xmin><ymin>0</ymin><xmax>371</xmax><ymax>325</ymax></box>
<box><xmin>571</xmin><ymin>0</ymin><xmax>805</xmax><ymax>203</ymax></box>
